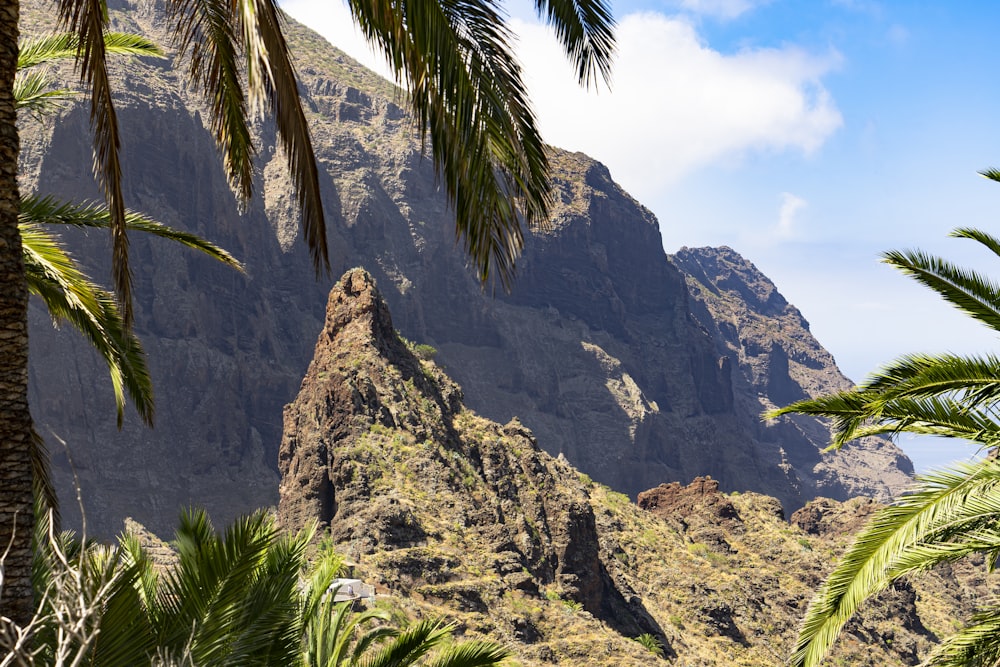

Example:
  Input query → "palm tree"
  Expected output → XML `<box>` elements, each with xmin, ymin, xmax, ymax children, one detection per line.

<box><xmin>0</xmin><ymin>0</ymin><xmax>617</xmax><ymax>623</ymax></box>
<box><xmin>2</xmin><ymin>507</ymin><xmax>509</xmax><ymax>666</ymax></box>
<box><xmin>768</xmin><ymin>218</ymin><xmax>1000</xmax><ymax>666</ymax></box>
<box><xmin>303</xmin><ymin>587</ymin><xmax>508</xmax><ymax>667</ymax></box>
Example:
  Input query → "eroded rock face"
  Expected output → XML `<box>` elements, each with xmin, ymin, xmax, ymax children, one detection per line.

<box><xmin>638</xmin><ymin>477</ymin><xmax>746</xmax><ymax>529</ymax></box>
<box><xmin>672</xmin><ymin>246</ymin><xmax>914</xmax><ymax>506</ymax></box>
<box><xmin>278</xmin><ymin>269</ymin><xmax>656</xmax><ymax>637</ymax></box>
<box><xmin>791</xmin><ymin>496</ymin><xmax>880</xmax><ymax>537</ymax></box>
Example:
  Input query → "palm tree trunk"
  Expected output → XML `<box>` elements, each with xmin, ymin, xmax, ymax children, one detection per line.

<box><xmin>0</xmin><ymin>0</ymin><xmax>32</xmax><ymax>627</ymax></box>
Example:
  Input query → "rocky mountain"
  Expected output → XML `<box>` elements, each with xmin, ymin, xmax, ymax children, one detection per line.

<box><xmin>20</xmin><ymin>0</ymin><xmax>911</xmax><ymax>538</ymax></box>
<box><xmin>275</xmin><ymin>268</ymin><xmax>992</xmax><ymax>666</ymax></box>
<box><xmin>672</xmin><ymin>246</ymin><xmax>913</xmax><ymax>503</ymax></box>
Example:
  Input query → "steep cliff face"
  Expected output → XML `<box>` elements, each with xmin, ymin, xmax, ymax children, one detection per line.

<box><xmin>671</xmin><ymin>246</ymin><xmax>913</xmax><ymax>502</ymax></box>
<box><xmin>20</xmin><ymin>0</ymin><xmax>910</xmax><ymax>537</ymax></box>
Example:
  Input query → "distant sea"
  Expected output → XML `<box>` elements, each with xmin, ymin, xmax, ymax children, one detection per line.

<box><xmin>897</xmin><ymin>434</ymin><xmax>983</xmax><ymax>476</ymax></box>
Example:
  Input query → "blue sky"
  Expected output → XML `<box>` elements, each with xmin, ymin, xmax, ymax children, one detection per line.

<box><xmin>279</xmin><ymin>0</ymin><xmax>1000</xmax><ymax>472</ymax></box>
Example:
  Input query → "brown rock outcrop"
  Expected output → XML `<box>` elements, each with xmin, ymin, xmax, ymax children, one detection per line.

<box><xmin>638</xmin><ymin>476</ymin><xmax>745</xmax><ymax>530</ymax></box>
<box><xmin>278</xmin><ymin>269</ymin><xmax>661</xmax><ymax>642</ymax></box>
<box><xmin>276</xmin><ymin>271</ymin><xmax>990</xmax><ymax>666</ymax></box>
<box><xmin>790</xmin><ymin>496</ymin><xmax>880</xmax><ymax>537</ymax></box>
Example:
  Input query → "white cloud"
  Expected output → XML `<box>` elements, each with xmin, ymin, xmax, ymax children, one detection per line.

<box><xmin>279</xmin><ymin>1</ymin><xmax>843</xmax><ymax>208</ymax></box>
<box><xmin>512</xmin><ymin>12</ymin><xmax>842</xmax><ymax>202</ymax></box>
<box><xmin>672</xmin><ymin>0</ymin><xmax>770</xmax><ymax>20</ymax></box>
<box><xmin>281</xmin><ymin>0</ymin><xmax>397</xmax><ymax>82</ymax></box>
<box><xmin>886</xmin><ymin>24</ymin><xmax>909</xmax><ymax>47</ymax></box>
<box><xmin>775</xmin><ymin>192</ymin><xmax>807</xmax><ymax>238</ymax></box>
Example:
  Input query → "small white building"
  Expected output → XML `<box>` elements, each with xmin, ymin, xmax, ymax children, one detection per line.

<box><xmin>328</xmin><ymin>578</ymin><xmax>375</xmax><ymax>602</ymax></box>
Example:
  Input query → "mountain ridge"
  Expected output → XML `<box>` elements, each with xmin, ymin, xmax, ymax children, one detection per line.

<box><xmin>273</xmin><ymin>267</ymin><xmax>988</xmax><ymax>666</ymax></box>
<box><xmin>19</xmin><ymin>0</ymin><xmax>911</xmax><ymax>537</ymax></box>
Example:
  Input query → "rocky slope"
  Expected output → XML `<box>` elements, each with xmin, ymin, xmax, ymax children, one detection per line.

<box><xmin>671</xmin><ymin>246</ymin><xmax>914</xmax><ymax>502</ymax></box>
<box><xmin>19</xmin><ymin>0</ymin><xmax>910</xmax><ymax>537</ymax></box>
<box><xmin>276</xmin><ymin>268</ymin><xmax>994</xmax><ymax>666</ymax></box>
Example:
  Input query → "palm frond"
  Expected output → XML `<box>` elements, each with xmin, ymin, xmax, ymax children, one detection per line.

<box><xmin>87</xmin><ymin>544</ymin><xmax>157</xmax><ymax>666</ymax></box>
<box><xmin>166</xmin><ymin>0</ymin><xmax>328</xmax><ymax>276</ymax></box>
<box><xmin>978</xmin><ymin>168</ymin><xmax>1000</xmax><ymax>184</ymax></box>
<box><xmin>167</xmin><ymin>0</ymin><xmax>256</xmax><ymax>209</ymax></box>
<box><xmin>304</xmin><ymin>595</ymin><xmax>393</xmax><ymax>667</ymax></box>
<box><xmin>347</xmin><ymin>0</ymin><xmax>549</xmax><ymax>288</ymax></box>
<box><xmin>768</xmin><ymin>387</ymin><xmax>1000</xmax><ymax>449</ymax></box>
<box><xmin>951</xmin><ymin>227</ymin><xmax>1000</xmax><ymax>261</ymax></box>
<box><xmin>18</xmin><ymin>31</ymin><xmax>163</xmax><ymax>69</ymax></box>
<box><xmin>17</xmin><ymin>32</ymin><xmax>163</xmax><ymax>122</ymax></box>
<box><xmin>29</xmin><ymin>427</ymin><xmax>60</xmax><ymax>530</ymax></box>
<box><xmin>839</xmin><ymin>395</ymin><xmax>999</xmax><ymax>445</ymax></box>
<box><xmin>21</xmin><ymin>194</ymin><xmax>244</xmax><ymax>272</ymax></box>
<box><xmin>364</xmin><ymin>619</ymin><xmax>451</xmax><ymax>667</ymax></box>
<box><xmin>790</xmin><ymin>458</ymin><xmax>1000</xmax><ymax>667</ymax></box>
<box><xmin>425</xmin><ymin>640</ymin><xmax>511</xmax><ymax>667</ymax></box>
<box><xmin>923</xmin><ymin>601</ymin><xmax>1000</xmax><ymax>666</ymax></box>
<box><xmin>13</xmin><ymin>68</ymin><xmax>73</xmax><ymax>115</ymax></box>
<box><xmin>20</xmin><ymin>221</ymin><xmax>154</xmax><ymax>427</ymax></box>
<box><xmin>240</xmin><ymin>0</ymin><xmax>328</xmax><ymax>275</ymax></box>
<box><xmin>882</xmin><ymin>247</ymin><xmax>1000</xmax><ymax>335</ymax></box>
<box><xmin>534</xmin><ymin>0</ymin><xmax>615</xmax><ymax>87</ymax></box>
<box><xmin>299</xmin><ymin>542</ymin><xmax>343</xmax><ymax>623</ymax></box>
<box><xmin>118</xmin><ymin>531</ymin><xmax>159</xmax><ymax>614</ymax></box>
<box><xmin>861</xmin><ymin>352</ymin><xmax>1000</xmax><ymax>408</ymax></box>
<box><xmin>54</xmin><ymin>0</ymin><xmax>132</xmax><ymax>325</ymax></box>
<box><xmin>153</xmin><ymin>509</ymin><xmax>313</xmax><ymax>666</ymax></box>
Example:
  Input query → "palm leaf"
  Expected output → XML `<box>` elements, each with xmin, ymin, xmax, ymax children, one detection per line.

<box><xmin>20</xmin><ymin>193</ymin><xmax>246</xmax><ymax>427</ymax></box>
<box><xmin>346</xmin><ymin>0</ymin><xmax>548</xmax><ymax>288</ymax></box>
<box><xmin>13</xmin><ymin>68</ymin><xmax>73</xmax><ymax>115</ymax></box>
<box><xmin>87</xmin><ymin>544</ymin><xmax>157</xmax><ymax>666</ymax></box>
<box><xmin>952</xmin><ymin>227</ymin><xmax>1000</xmax><ymax>260</ymax></box>
<box><xmin>118</xmin><ymin>531</ymin><xmax>159</xmax><ymax>615</ymax></box>
<box><xmin>54</xmin><ymin>0</ymin><xmax>132</xmax><ymax>325</ymax></box>
<box><xmin>152</xmin><ymin>509</ymin><xmax>313</xmax><ymax>666</ymax></box>
<box><xmin>239</xmin><ymin>0</ymin><xmax>329</xmax><ymax>276</ymax></box>
<box><xmin>21</xmin><ymin>221</ymin><xmax>154</xmax><ymax>427</ymax></box>
<box><xmin>534</xmin><ymin>0</ymin><xmax>615</xmax><ymax>87</ymax></box>
<box><xmin>882</xmin><ymin>247</ymin><xmax>1000</xmax><ymax>335</ymax></box>
<box><xmin>18</xmin><ymin>31</ymin><xmax>163</xmax><ymax>69</ymax></box>
<box><xmin>979</xmin><ymin>168</ymin><xmax>1000</xmax><ymax>184</ymax></box>
<box><xmin>361</xmin><ymin>619</ymin><xmax>450</xmax><ymax>667</ymax></box>
<box><xmin>425</xmin><ymin>640</ymin><xmax>511</xmax><ymax>667</ymax></box>
<box><xmin>29</xmin><ymin>426</ymin><xmax>60</xmax><ymax>529</ymax></box>
<box><xmin>790</xmin><ymin>458</ymin><xmax>1000</xmax><ymax>666</ymax></box>
<box><xmin>299</xmin><ymin>543</ymin><xmax>343</xmax><ymax>624</ymax></box>
<box><xmin>166</xmin><ymin>0</ymin><xmax>328</xmax><ymax>275</ymax></box>
<box><xmin>923</xmin><ymin>600</ymin><xmax>1000</xmax><ymax>666</ymax></box>
<box><xmin>768</xmin><ymin>390</ymin><xmax>1000</xmax><ymax>450</ymax></box>
<box><xmin>861</xmin><ymin>352</ymin><xmax>1000</xmax><ymax>408</ymax></box>
<box><xmin>16</xmin><ymin>32</ymin><xmax>164</xmax><ymax>117</ymax></box>
<box><xmin>21</xmin><ymin>194</ymin><xmax>244</xmax><ymax>272</ymax></box>
<box><xmin>166</xmin><ymin>0</ymin><xmax>256</xmax><ymax>208</ymax></box>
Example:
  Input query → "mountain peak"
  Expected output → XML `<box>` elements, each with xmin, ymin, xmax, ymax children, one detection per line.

<box><xmin>275</xmin><ymin>272</ymin><xmax>961</xmax><ymax>666</ymax></box>
<box><xmin>277</xmin><ymin>270</ymin><xmax>669</xmax><ymax>657</ymax></box>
